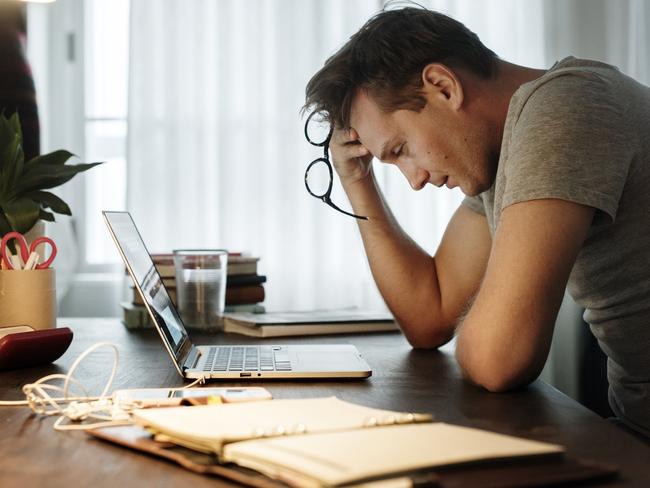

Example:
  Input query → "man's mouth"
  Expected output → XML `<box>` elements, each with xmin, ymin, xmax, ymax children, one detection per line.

<box><xmin>434</xmin><ymin>176</ymin><xmax>448</xmax><ymax>188</ymax></box>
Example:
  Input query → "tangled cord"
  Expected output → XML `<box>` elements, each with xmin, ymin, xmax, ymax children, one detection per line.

<box><xmin>0</xmin><ymin>342</ymin><xmax>207</xmax><ymax>431</ymax></box>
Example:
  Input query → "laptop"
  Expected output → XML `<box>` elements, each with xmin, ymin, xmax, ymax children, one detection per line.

<box><xmin>103</xmin><ymin>211</ymin><xmax>371</xmax><ymax>380</ymax></box>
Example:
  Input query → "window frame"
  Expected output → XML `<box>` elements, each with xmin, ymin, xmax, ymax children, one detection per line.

<box><xmin>28</xmin><ymin>0</ymin><xmax>129</xmax><ymax>275</ymax></box>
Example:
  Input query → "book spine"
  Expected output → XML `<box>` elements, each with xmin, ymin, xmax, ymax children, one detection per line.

<box><xmin>224</xmin><ymin>303</ymin><xmax>266</xmax><ymax>314</ymax></box>
<box><xmin>125</xmin><ymin>259</ymin><xmax>258</xmax><ymax>278</ymax></box>
<box><xmin>226</xmin><ymin>275</ymin><xmax>267</xmax><ymax>287</ymax></box>
<box><xmin>227</xmin><ymin>264</ymin><xmax>258</xmax><ymax>276</ymax></box>
<box><xmin>225</xmin><ymin>285</ymin><xmax>265</xmax><ymax>305</ymax></box>
<box><xmin>132</xmin><ymin>285</ymin><xmax>264</xmax><ymax>306</ymax></box>
<box><xmin>121</xmin><ymin>302</ymin><xmax>153</xmax><ymax>329</ymax></box>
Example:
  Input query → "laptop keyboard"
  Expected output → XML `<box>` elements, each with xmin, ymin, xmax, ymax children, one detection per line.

<box><xmin>202</xmin><ymin>346</ymin><xmax>292</xmax><ymax>373</ymax></box>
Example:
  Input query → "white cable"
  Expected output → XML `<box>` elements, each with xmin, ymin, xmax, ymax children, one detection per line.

<box><xmin>0</xmin><ymin>342</ymin><xmax>124</xmax><ymax>430</ymax></box>
<box><xmin>0</xmin><ymin>341</ymin><xmax>209</xmax><ymax>431</ymax></box>
<box><xmin>181</xmin><ymin>375</ymin><xmax>207</xmax><ymax>389</ymax></box>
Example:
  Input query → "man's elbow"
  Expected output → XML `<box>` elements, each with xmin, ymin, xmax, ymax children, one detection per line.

<box><xmin>469</xmin><ymin>368</ymin><xmax>533</xmax><ymax>393</ymax></box>
<box><xmin>457</xmin><ymin>348</ymin><xmax>541</xmax><ymax>393</ymax></box>
<box><xmin>399</xmin><ymin>317</ymin><xmax>455</xmax><ymax>350</ymax></box>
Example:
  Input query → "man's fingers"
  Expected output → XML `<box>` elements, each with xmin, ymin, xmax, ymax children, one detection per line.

<box><xmin>336</xmin><ymin>143</ymin><xmax>370</xmax><ymax>161</ymax></box>
<box><xmin>329</xmin><ymin>127</ymin><xmax>373</xmax><ymax>182</ymax></box>
<box><xmin>332</xmin><ymin>129</ymin><xmax>370</xmax><ymax>156</ymax></box>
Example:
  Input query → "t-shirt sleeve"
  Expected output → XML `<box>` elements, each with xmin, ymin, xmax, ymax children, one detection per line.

<box><xmin>461</xmin><ymin>195</ymin><xmax>486</xmax><ymax>216</ymax></box>
<box><xmin>503</xmin><ymin>71</ymin><xmax>635</xmax><ymax>222</ymax></box>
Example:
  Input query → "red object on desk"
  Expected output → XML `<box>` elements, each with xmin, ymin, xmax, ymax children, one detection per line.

<box><xmin>0</xmin><ymin>327</ymin><xmax>73</xmax><ymax>370</ymax></box>
<box><xmin>0</xmin><ymin>231</ymin><xmax>58</xmax><ymax>270</ymax></box>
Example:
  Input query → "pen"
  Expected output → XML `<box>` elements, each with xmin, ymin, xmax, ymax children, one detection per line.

<box><xmin>9</xmin><ymin>252</ymin><xmax>22</xmax><ymax>270</ymax></box>
<box><xmin>24</xmin><ymin>252</ymin><xmax>40</xmax><ymax>271</ymax></box>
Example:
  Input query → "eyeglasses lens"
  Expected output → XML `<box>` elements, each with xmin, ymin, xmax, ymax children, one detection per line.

<box><xmin>305</xmin><ymin>159</ymin><xmax>331</xmax><ymax>198</ymax></box>
<box><xmin>305</xmin><ymin>115</ymin><xmax>331</xmax><ymax>146</ymax></box>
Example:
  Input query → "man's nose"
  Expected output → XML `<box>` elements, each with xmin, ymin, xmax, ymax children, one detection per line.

<box><xmin>398</xmin><ymin>162</ymin><xmax>429</xmax><ymax>191</ymax></box>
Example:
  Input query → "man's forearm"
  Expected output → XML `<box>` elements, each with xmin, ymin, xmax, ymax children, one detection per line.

<box><xmin>454</xmin><ymin>200</ymin><xmax>594</xmax><ymax>392</ymax></box>
<box><xmin>342</xmin><ymin>172</ymin><xmax>454</xmax><ymax>348</ymax></box>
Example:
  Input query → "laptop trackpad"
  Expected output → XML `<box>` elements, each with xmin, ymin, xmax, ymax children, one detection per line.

<box><xmin>295</xmin><ymin>351</ymin><xmax>362</xmax><ymax>371</ymax></box>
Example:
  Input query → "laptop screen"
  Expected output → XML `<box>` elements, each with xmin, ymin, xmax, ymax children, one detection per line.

<box><xmin>103</xmin><ymin>211</ymin><xmax>189</xmax><ymax>358</ymax></box>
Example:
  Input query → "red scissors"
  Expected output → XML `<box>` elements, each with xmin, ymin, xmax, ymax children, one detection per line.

<box><xmin>0</xmin><ymin>231</ymin><xmax>57</xmax><ymax>270</ymax></box>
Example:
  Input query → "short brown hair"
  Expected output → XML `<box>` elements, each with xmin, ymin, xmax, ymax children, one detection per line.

<box><xmin>304</xmin><ymin>7</ymin><xmax>498</xmax><ymax>128</ymax></box>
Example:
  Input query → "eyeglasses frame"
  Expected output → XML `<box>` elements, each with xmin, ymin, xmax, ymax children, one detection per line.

<box><xmin>303</xmin><ymin>112</ymin><xmax>368</xmax><ymax>220</ymax></box>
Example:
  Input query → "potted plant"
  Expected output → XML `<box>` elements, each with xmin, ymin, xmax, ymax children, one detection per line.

<box><xmin>0</xmin><ymin>112</ymin><xmax>102</xmax><ymax>238</ymax></box>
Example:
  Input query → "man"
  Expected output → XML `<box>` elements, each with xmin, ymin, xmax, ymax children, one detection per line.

<box><xmin>304</xmin><ymin>7</ymin><xmax>650</xmax><ymax>439</ymax></box>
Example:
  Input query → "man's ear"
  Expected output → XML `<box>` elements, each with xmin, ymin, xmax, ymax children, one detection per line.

<box><xmin>421</xmin><ymin>63</ymin><xmax>464</xmax><ymax>111</ymax></box>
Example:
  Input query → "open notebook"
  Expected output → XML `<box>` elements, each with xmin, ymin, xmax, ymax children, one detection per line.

<box><xmin>224</xmin><ymin>423</ymin><xmax>564</xmax><ymax>487</ymax></box>
<box><xmin>132</xmin><ymin>397</ymin><xmax>431</xmax><ymax>453</ymax></box>
<box><xmin>132</xmin><ymin>397</ymin><xmax>564</xmax><ymax>487</ymax></box>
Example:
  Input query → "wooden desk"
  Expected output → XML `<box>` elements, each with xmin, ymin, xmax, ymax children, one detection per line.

<box><xmin>1</xmin><ymin>319</ymin><xmax>648</xmax><ymax>487</ymax></box>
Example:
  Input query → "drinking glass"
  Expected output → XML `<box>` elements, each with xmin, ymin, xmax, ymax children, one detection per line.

<box><xmin>172</xmin><ymin>249</ymin><xmax>227</xmax><ymax>330</ymax></box>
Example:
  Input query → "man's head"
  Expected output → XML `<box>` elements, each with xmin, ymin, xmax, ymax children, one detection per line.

<box><xmin>304</xmin><ymin>7</ymin><xmax>503</xmax><ymax>196</ymax></box>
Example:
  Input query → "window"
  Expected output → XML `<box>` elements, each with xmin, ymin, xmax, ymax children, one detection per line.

<box><xmin>83</xmin><ymin>0</ymin><xmax>130</xmax><ymax>265</ymax></box>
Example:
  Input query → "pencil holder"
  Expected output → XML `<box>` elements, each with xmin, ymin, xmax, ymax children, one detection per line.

<box><xmin>0</xmin><ymin>268</ymin><xmax>56</xmax><ymax>330</ymax></box>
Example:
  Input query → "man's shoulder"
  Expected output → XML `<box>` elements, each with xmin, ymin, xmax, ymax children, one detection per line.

<box><xmin>509</xmin><ymin>57</ymin><xmax>625</xmax><ymax>126</ymax></box>
<box><xmin>493</xmin><ymin>58</ymin><xmax>645</xmax><ymax>227</ymax></box>
<box><xmin>523</xmin><ymin>56</ymin><xmax>622</xmax><ymax>93</ymax></box>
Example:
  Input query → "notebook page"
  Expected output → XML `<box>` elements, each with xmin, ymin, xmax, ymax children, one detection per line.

<box><xmin>223</xmin><ymin>423</ymin><xmax>564</xmax><ymax>486</ymax></box>
<box><xmin>132</xmin><ymin>397</ymin><xmax>431</xmax><ymax>453</ymax></box>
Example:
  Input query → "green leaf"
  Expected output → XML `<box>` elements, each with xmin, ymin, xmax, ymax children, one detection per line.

<box><xmin>5</xmin><ymin>136</ymin><xmax>24</xmax><ymax>188</ymax></box>
<box><xmin>0</xmin><ymin>113</ymin><xmax>25</xmax><ymax>196</ymax></box>
<box><xmin>26</xmin><ymin>149</ymin><xmax>75</xmax><ymax>167</ymax></box>
<box><xmin>0</xmin><ymin>112</ymin><xmax>22</xmax><ymax>160</ymax></box>
<box><xmin>0</xmin><ymin>130</ymin><xmax>19</xmax><ymax>169</ymax></box>
<box><xmin>1</xmin><ymin>197</ymin><xmax>40</xmax><ymax>234</ymax></box>
<box><xmin>39</xmin><ymin>209</ymin><xmax>56</xmax><ymax>222</ymax></box>
<box><xmin>26</xmin><ymin>190</ymin><xmax>72</xmax><ymax>215</ymax></box>
<box><xmin>0</xmin><ymin>112</ymin><xmax>103</xmax><ymax>222</ymax></box>
<box><xmin>14</xmin><ymin>162</ymin><xmax>103</xmax><ymax>195</ymax></box>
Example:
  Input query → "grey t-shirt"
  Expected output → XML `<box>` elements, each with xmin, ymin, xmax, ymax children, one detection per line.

<box><xmin>463</xmin><ymin>57</ymin><xmax>650</xmax><ymax>437</ymax></box>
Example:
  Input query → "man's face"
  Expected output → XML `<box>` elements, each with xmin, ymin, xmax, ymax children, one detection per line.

<box><xmin>349</xmin><ymin>89</ymin><xmax>497</xmax><ymax>196</ymax></box>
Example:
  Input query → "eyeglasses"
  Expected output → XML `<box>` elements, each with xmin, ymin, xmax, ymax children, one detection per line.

<box><xmin>304</xmin><ymin>112</ymin><xmax>368</xmax><ymax>220</ymax></box>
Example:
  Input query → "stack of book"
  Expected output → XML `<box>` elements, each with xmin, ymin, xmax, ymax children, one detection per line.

<box><xmin>121</xmin><ymin>253</ymin><xmax>266</xmax><ymax>329</ymax></box>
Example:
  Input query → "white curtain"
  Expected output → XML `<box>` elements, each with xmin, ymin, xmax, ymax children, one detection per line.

<box><xmin>543</xmin><ymin>0</ymin><xmax>649</xmax><ymax>83</ymax></box>
<box><xmin>127</xmin><ymin>0</ymin><xmax>648</xmax><ymax>312</ymax></box>
<box><xmin>128</xmin><ymin>0</ymin><xmax>388</xmax><ymax>311</ymax></box>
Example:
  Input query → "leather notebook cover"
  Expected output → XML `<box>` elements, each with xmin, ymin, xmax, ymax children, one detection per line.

<box><xmin>88</xmin><ymin>425</ymin><xmax>284</xmax><ymax>488</ymax></box>
<box><xmin>88</xmin><ymin>425</ymin><xmax>619</xmax><ymax>487</ymax></box>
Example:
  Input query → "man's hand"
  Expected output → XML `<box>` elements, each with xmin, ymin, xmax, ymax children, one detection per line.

<box><xmin>330</xmin><ymin>128</ymin><xmax>373</xmax><ymax>185</ymax></box>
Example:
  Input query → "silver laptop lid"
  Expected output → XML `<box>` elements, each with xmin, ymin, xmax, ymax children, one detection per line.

<box><xmin>103</xmin><ymin>211</ymin><xmax>194</xmax><ymax>374</ymax></box>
